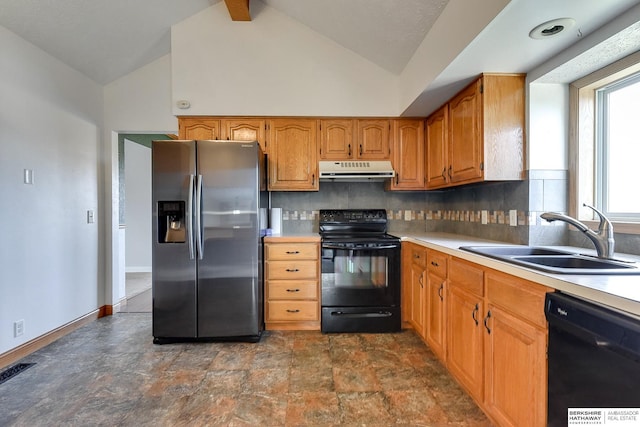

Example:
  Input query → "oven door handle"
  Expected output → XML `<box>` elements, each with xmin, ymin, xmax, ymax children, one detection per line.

<box><xmin>330</xmin><ymin>311</ymin><xmax>394</xmax><ymax>318</ymax></box>
<box><xmin>322</xmin><ymin>244</ymin><xmax>398</xmax><ymax>250</ymax></box>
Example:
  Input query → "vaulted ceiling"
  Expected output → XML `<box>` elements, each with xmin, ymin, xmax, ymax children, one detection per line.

<box><xmin>1</xmin><ymin>0</ymin><xmax>639</xmax><ymax>113</ymax></box>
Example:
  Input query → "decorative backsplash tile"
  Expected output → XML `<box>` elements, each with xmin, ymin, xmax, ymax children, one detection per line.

<box><xmin>280</xmin><ymin>209</ymin><xmax>545</xmax><ymax>226</ymax></box>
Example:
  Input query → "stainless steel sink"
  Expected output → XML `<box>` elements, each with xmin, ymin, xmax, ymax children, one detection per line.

<box><xmin>459</xmin><ymin>245</ymin><xmax>640</xmax><ymax>275</ymax></box>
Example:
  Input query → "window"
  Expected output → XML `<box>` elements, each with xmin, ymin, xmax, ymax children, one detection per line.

<box><xmin>571</xmin><ymin>52</ymin><xmax>640</xmax><ymax>233</ymax></box>
<box><xmin>595</xmin><ymin>73</ymin><xmax>640</xmax><ymax>221</ymax></box>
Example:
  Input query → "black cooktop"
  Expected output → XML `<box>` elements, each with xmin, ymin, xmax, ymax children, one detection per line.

<box><xmin>319</xmin><ymin>209</ymin><xmax>388</xmax><ymax>235</ymax></box>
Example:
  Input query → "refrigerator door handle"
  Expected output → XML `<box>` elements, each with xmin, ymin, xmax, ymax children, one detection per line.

<box><xmin>195</xmin><ymin>174</ymin><xmax>204</xmax><ymax>260</ymax></box>
<box><xmin>187</xmin><ymin>174</ymin><xmax>195</xmax><ymax>260</ymax></box>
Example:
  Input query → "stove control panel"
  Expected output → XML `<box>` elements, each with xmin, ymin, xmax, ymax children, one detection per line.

<box><xmin>319</xmin><ymin>209</ymin><xmax>387</xmax><ymax>223</ymax></box>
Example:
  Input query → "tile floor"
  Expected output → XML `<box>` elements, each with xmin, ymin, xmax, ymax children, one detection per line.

<box><xmin>0</xmin><ymin>313</ymin><xmax>492</xmax><ymax>426</ymax></box>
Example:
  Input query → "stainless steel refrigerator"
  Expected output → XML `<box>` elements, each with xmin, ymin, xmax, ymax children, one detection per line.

<box><xmin>151</xmin><ymin>140</ymin><xmax>268</xmax><ymax>343</ymax></box>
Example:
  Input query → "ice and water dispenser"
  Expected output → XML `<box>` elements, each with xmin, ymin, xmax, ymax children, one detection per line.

<box><xmin>157</xmin><ymin>201</ymin><xmax>186</xmax><ymax>243</ymax></box>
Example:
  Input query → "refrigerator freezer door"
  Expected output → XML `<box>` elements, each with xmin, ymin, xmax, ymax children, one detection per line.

<box><xmin>196</xmin><ymin>140</ymin><xmax>262</xmax><ymax>338</ymax></box>
<box><xmin>152</xmin><ymin>140</ymin><xmax>198</xmax><ymax>339</ymax></box>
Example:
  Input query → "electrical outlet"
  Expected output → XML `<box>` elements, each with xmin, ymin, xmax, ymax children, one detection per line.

<box><xmin>14</xmin><ymin>320</ymin><xmax>24</xmax><ymax>337</ymax></box>
<box><xmin>481</xmin><ymin>210</ymin><xmax>488</xmax><ymax>225</ymax></box>
<box><xmin>509</xmin><ymin>209</ymin><xmax>518</xmax><ymax>227</ymax></box>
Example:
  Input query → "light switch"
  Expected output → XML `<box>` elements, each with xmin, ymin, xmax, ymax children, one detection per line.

<box><xmin>24</xmin><ymin>169</ymin><xmax>33</xmax><ymax>184</ymax></box>
<box><xmin>87</xmin><ymin>210</ymin><xmax>95</xmax><ymax>224</ymax></box>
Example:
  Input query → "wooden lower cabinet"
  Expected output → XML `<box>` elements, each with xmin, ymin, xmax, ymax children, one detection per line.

<box><xmin>402</xmin><ymin>246</ymin><xmax>551</xmax><ymax>426</ymax></box>
<box><xmin>483</xmin><ymin>270</ymin><xmax>550</xmax><ymax>427</ymax></box>
<box><xmin>425</xmin><ymin>249</ymin><xmax>447</xmax><ymax>361</ymax></box>
<box><xmin>402</xmin><ymin>242</ymin><xmax>427</xmax><ymax>337</ymax></box>
<box><xmin>447</xmin><ymin>260</ymin><xmax>485</xmax><ymax>402</ymax></box>
<box><xmin>264</xmin><ymin>238</ymin><xmax>320</xmax><ymax>330</ymax></box>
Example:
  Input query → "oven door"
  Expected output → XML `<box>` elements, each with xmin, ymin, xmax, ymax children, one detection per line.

<box><xmin>321</xmin><ymin>241</ymin><xmax>400</xmax><ymax>308</ymax></box>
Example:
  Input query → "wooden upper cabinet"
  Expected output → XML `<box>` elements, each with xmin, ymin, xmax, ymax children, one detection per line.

<box><xmin>179</xmin><ymin>117</ymin><xmax>221</xmax><ymax>140</ymax></box>
<box><xmin>319</xmin><ymin>119</ymin><xmax>354</xmax><ymax>160</ymax></box>
<box><xmin>426</xmin><ymin>105</ymin><xmax>449</xmax><ymax>189</ymax></box>
<box><xmin>449</xmin><ymin>80</ymin><xmax>483</xmax><ymax>184</ymax></box>
<box><xmin>221</xmin><ymin>118</ymin><xmax>267</xmax><ymax>153</ymax></box>
<box><xmin>388</xmin><ymin>119</ymin><xmax>425</xmax><ymax>190</ymax></box>
<box><xmin>425</xmin><ymin>73</ymin><xmax>525</xmax><ymax>189</ymax></box>
<box><xmin>268</xmin><ymin>119</ymin><xmax>318</xmax><ymax>191</ymax></box>
<box><xmin>356</xmin><ymin>119</ymin><xmax>391</xmax><ymax>159</ymax></box>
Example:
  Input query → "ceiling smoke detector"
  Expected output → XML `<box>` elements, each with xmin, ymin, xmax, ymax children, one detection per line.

<box><xmin>529</xmin><ymin>18</ymin><xmax>575</xmax><ymax>39</ymax></box>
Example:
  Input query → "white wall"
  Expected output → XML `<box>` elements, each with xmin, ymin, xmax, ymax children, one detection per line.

<box><xmin>0</xmin><ymin>25</ymin><xmax>103</xmax><ymax>355</ymax></box>
<box><xmin>171</xmin><ymin>2</ymin><xmax>399</xmax><ymax>117</ymax></box>
<box><xmin>528</xmin><ymin>83</ymin><xmax>569</xmax><ymax>170</ymax></box>
<box><xmin>124</xmin><ymin>140</ymin><xmax>152</xmax><ymax>272</ymax></box>
<box><xmin>103</xmin><ymin>54</ymin><xmax>177</xmax><ymax>305</ymax></box>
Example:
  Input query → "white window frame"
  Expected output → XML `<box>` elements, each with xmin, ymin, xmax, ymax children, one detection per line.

<box><xmin>570</xmin><ymin>50</ymin><xmax>640</xmax><ymax>235</ymax></box>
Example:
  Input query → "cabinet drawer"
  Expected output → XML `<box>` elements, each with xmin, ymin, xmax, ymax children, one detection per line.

<box><xmin>427</xmin><ymin>250</ymin><xmax>448</xmax><ymax>276</ymax></box>
<box><xmin>267</xmin><ymin>301</ymin><xmax>319</xmax><ymax>321</ymax></box>
<box><xmin>449</xmin><ymin>257</ymin><xmax>484</xmax><ymax>296</ymax></box>
<box><xmin>267</xmin><ymin>261</ymin><xmax>318</xmax><ymax>280</ymax></box>
<box><xmin>486</xmin><ymin>270</ymin><xmax>552</xmax><ymax>328</ymax></box>
<box><xmin>410</xmin><ymin>245</ymin><xmax>427</xmax><ymax>268</ymax></box>
<box><xmin>266</xmin><ymin>243</ymin><xmax>318</xmax><ymax>260</ymax></box>
<box><xmin>267</xmin><ymin>281</ymin><xmax>318</xmax><ymax>300</ymax></box>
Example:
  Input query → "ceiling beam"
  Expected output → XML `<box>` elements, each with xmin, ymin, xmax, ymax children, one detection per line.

<box><xmin>224</xmin><ymin>0</ymin><xmax>251</xmax><ymax>21</ymax></box>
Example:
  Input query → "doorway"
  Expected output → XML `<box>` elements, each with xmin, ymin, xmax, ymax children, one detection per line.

<box><xmin>119</xmin><ymin>133</ymin><xmax>171</xmax><ymax>313</ymax></box>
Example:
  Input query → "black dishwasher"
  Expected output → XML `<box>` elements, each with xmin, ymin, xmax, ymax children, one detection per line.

<box><xmin>545</xmin><ymin>292</ymin><xmax>640</xmax><ymax>426</ymax></box>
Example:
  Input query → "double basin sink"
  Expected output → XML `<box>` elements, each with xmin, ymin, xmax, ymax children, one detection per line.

<box><xmin>460</xmin><ymin>245</ymin><xmax>640</xmax><ymax>275</ymax></box>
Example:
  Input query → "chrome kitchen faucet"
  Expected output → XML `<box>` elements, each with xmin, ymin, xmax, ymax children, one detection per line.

<box><xmin>541</xmin><ymin>204</ymin><xmax>615</xmax><ymax>259</ymax></box>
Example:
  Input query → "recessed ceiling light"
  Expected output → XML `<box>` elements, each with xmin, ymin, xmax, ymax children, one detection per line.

<box><xmin>529</xmin><ymin>18</ymin><xmax>575</xmax><ymax>39</ymax></box>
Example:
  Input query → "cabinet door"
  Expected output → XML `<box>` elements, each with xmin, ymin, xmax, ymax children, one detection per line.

<box><xmin>179</xmin><ymin>118</ymin><xmax>221</xmax><ymax>140</ymax></box>
<box><xmin>221</xmin><ymin>118</ymin><xmax>267</xmax><ymax>153</ymax></box>
<box><xmin>357</xmin><ymin>119</ymin><xmax>391</xmax><ymax>159</ymax></box>
<box><xmin>410</xmin><ymin>263</ymin><xmax>426</xmax><ymax>338</ymax></box>
<box><xmin>268</xmin><ymin>119</ymin><xmax>318</xmax><ymax>191</ymax></box>
<box><xmin>448</xmin><ymin>79</ymin><xmax>483</xmax><ymax>183</ymax></box>
<box><xmin>319</xmin><ymin>119</ymin><xmax>354</xmax><ymax>160</ymax></box>
<box><xmin>484</xmin><ymin>305</ymin><xmax>547</xmax><ymax>427</ymax></box>
<box><xmin>389</xmin><ymin>119</ymin><xmax>425</xmax><ymax>190</ymax></box>
<box><xmin>426</xmin><ymin>105</ymin><xmax>449</xmax><ymax>189</ymax></box>
<box><xmin>447</xmin><ymin>284</ymin><xmax>484</xmax><ymax>401</ymax></box>
<box><xmin>425</xmin><ymin>270</ymin><xmax>446</xmax><ymax>361</ymax></box>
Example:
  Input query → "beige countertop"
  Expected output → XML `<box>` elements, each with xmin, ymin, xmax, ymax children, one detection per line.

<box><xmin>400</xmin><ymin>232</ymin><xmax>640</xmax><ymax>319</ymax></box>
<box><xmin>264</xmin><ymin>230</ymin><xmax>640</xmax><ymax>317</ymax></box>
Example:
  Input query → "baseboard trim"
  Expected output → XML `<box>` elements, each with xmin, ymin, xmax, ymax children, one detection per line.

<box><xmin>0</xmin><ymin>306</ymin><xmax>110</xmax><ymax>370</ymax></box>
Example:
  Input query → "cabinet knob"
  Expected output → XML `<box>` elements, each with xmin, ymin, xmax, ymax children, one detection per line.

<box><xmin>431</xmin><ymin>261</ymin><xmax>439</xmax><ymax>267</ymax></box>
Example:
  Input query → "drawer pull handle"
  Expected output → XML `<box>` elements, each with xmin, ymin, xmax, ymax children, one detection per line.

<box><xmin>286</xmin><ymin>309</ymin><xmax>300</xmax><ymax>313</ymax></box>
<box><xmin>286</xmin><ymin>288</ymin><xmax>300</xmax><ymax>293</ymax></box>
<box><xmin>286</xmin><ymin>251</ymin><xmax>300</xmax><ymax>254</ymax></box>
<box><xmin>438</xmin><ymin>283</ymin><xmax>444</xmax><ymax>301</ymax></box>
<box><xmin>431</xmin><ymin>261</ymin><xmax>439</xmax><ymax>267</ymax></box>
<box><xmin>413</xmin><ymin>254</ymin><xmax>421</xmax><ymax>259</ymax></box>
<box><xmin>286</xmin><ymin>268</ymin><xmax>300</xmax><ymax>272</ymax></box>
